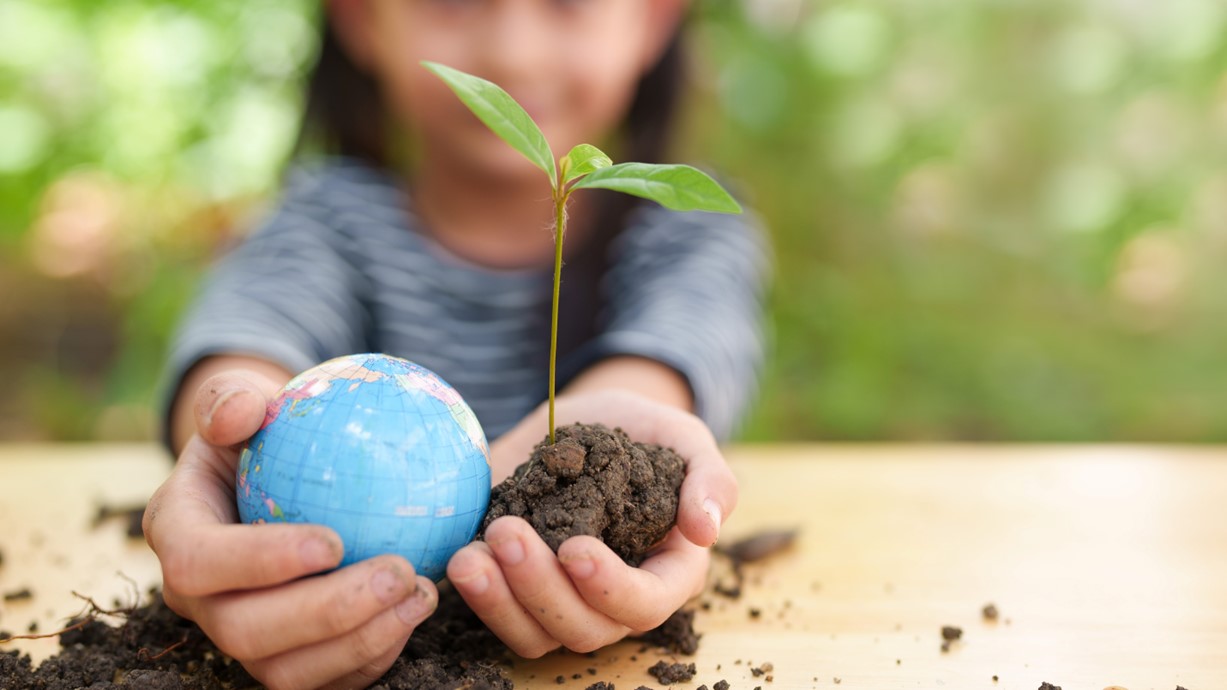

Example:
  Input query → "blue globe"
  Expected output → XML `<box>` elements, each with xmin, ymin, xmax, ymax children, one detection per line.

<box><xmin>236</xmin><ymin>353</ymin><xmax>491</xmax><ymax>580</ymax></box>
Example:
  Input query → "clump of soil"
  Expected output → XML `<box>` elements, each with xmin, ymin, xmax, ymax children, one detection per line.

<box><xmin>3</xmin><ymin>588</ymin><xmax>32</xmax><ymax>603</ymax></box>
<box><xmin>940</xmin><ymin>625</ymin><xmax>963</xmax><ymax>653</ymax></box>
<box><xmin>92</xmin><ymin>503</ymin><xmax>146</xmax><ymax>540</ymax></box>
<box><xmin>981</xmin><ymin>603</ymin><xmax>999</xmax><ymax>621</ymax></box>
<box><xmin>637</xmin><ymin>609</ymin><xmax>699</xmax><ymax>655</ymax></box>
<box><xmin>480</xmin><ymin>423</ymin><xmax>685</xmax><ymax>566</ymax></box>
<box><xmin>1037</xmin><ymin>683</ymin><xmax>1062</xmax><ymax>690</ymax></box>
<box><xmin>647</xmin><ymin>660</ymin><xmax>696</xmax><ymax>684</ymax></box>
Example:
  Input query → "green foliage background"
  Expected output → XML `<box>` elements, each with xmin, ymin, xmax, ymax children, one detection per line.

<box><xmin>1</xmin><ymin>0</ymin><xmax>1225</xmax><ymax>442</ymax></box>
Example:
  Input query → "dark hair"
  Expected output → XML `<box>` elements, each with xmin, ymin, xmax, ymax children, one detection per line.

<box><xmin>297</xmin><ymin>19</ymin><xmax>687</xmax><ymax>368</ymax></box>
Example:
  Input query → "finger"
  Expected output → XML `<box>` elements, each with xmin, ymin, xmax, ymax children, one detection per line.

<box><xmin>194</xmin><ymin>372</ymin><xmax>280</xmax><ymax>448</ymax></box>
<box><xmin>448</xmin><ymin>541</ymin><xmax>559</xmax><ymax>658</ymax></box>
<box><xmin>677</xmin><ymin>439</ymin><xmax>731</xmax><ymax>547</ymax></box>
<box><xmin>197</xmin><ymin>556</ymin><xmax>418</xmax><ymax>661</ymax></box>
<box><xmin>483</xmin><ymin>517</ymin><xmax>629</xmax><ymax>653</ymax></box>
<box><xmin>559</xmin><ymin>529</ymin><xmax>708</xmax><ymax>631</ymax></box>
<box><xmin>148</xmin><ymin>486</ymin><xmax>344</xmax><ymax>597</ymax></box>
<box><xmin>318</xmin><ymin>635</ymin><xmax>410</xmax><ymax>690</ymax></box>
<box><xmin>247</xmin><ymin>577</ymin><xmax>436</xmax><ymax>690</ymax></box>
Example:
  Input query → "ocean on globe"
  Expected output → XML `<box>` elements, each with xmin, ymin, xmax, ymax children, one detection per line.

<box><xmin>236</xmin><ymin>353</ymin><xmax>491</xmax><ymax>580</ymax></box>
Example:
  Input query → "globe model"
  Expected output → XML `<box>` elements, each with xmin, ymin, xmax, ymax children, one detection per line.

<box><xmin>236</xmin><ymin>353</ymin><xmax>491</xmax><ymax>580</ymax></box>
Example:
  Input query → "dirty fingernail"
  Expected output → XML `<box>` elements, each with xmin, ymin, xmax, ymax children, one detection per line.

<box><xmin>205</xmin><ymin>387</ymin><xmax>246</xmax><ymax>426</ymax></box>
<box><xmin>371</xmin><ymin>567</ymin><xmax>410</xmax><ymax>604</ymax></box>
<box><xmin>492</xmin><ymin>537</ymin><xmax>526</xmax><ymax>566</ymax></box>
<box><xmin>300</xmin><ymin>536</ymin><xmax>340</xmax><ymax>570</ymax></box>
<box><xmin>703</xmin><ymin>498</ymin><xmax>723</xmax><ymax>543</ymax></box>
<box><xmin>561</xmin><ymin>553</ymin><xmax>596</xmax><ymax>580</ymax></box>
<box><xmin>395</xmin><ymin>584</ymin><xmax>436</xmax><ymax>625</ymax></box>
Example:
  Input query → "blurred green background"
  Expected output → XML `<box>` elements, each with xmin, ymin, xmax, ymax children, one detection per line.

<box><xmin>1</xmin><ymin>0</ymin><xmax>1225</xmax><ymax>442</ymax></box>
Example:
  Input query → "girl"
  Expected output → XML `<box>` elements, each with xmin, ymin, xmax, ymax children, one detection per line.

<box><xmin>145</xmin><ymin>1</ymin><xmax>768</xmax><ymax>687</ymax></box>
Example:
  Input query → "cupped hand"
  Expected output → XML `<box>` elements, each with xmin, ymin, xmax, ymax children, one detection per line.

<box><xmin>448</xmin><ymin>389</ymin><xmax>737</xmax><ymax>657</ymax></box>
<box><xmin>143</xmin><ymin>372</ymin><xmax>438</xmax><ymax>689</ymax></box>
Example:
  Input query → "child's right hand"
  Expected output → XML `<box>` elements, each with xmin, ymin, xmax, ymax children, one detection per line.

<box><xmin>143</xmin><ymin>373</ymin><xmax>438</xmax><ymax>690</ymax></box>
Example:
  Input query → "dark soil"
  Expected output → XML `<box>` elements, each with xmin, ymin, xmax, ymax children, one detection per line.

<box><xmin>647</xmin><ymin>660</ymin><xmax>696</xmax><ymax>684</ymax></box>
<box><xmin>93</xmin><ymin>504</ymin><xmax>147</xmax><ymax>540</ymax></box>
<box><xmin>0</xmin><ymin>585</ymin><xmax>514</xmax><ymax>689</ymax></box>
<box><xmin>1037</xmin><ymin>684</ymin><xmax>1062</xmax><ymax>690</ymax></box>
<box><xmin>981</xmin><ymin>603</ymin><xmax>998</xmax><ymax>621</ymax></box>
<box><xmin>3</xmin><ymin>588</ymin><xmax>32</xmax><ymax>602</ymax></box>
<box><xmin>637</xmin><ymin>609</ymin><xmax>699</xmax><ymax>655</ymax></box>
<box><xmin>480</xmin><ymin>424</ymin><xmax>685</xmax><ymax>566</ymax></box>
<box><xmin>0</xmin><ymin>581</ymin><xmax>706</xmax><ymax>688</ymax></box>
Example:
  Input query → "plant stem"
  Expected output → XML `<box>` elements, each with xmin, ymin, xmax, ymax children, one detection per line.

<box><xmin>549</xmin><ymin>190</ymin><xmax>568</xmax><ymax>445</ymax></box>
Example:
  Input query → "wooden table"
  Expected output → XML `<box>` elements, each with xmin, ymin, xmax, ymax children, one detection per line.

<box><xmin>2</xmin><ymin>444</ymin><xmax>1225</xmax><ymax>689</ymax></box>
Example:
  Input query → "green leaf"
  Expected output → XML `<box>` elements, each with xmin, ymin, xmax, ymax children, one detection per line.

<box><xmin>421</xmin><ymin>61</ymin><xmax>556</xmax><ymax>185</ymax></box>
<box><xmin>570</xmin><ymin>163</ymin><xmax>742</xmax><ymax>213</ymax></box>
<box><xmin>561</xmin><ymin>144</ymin><xmax>613</xmax><ymax>186</ymax></box>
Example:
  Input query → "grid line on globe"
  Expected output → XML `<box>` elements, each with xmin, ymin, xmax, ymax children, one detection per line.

<box><xmin>236</xmin><ymin>353</ymin><xmax>492</xmax><ymax>580</ymax></box>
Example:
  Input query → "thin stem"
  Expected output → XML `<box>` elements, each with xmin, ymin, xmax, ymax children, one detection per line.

<box><xmin>549</xmin><ymin>190</ymin><xmax>568</xmax><ymax>445</ymax></box>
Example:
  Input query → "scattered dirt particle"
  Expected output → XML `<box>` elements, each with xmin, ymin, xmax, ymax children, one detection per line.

<box><xmin>586</xmin><ymin>683</ymin><xmax>615</xmax><ymax>690</ymax></box>
<box><xmin>749</xmin><ymin>608</ymin><xmax>762</xmax><ymax>619</ymax></box>
<box><xmin>1038</xmin><ymin>683</ymin><xmax>1062</xmax><ymax>690</ymax></box>
<box><xmin>713</xmin><ymin>681</ymin><xmax>730</xmax><ymax>690</ymax></box>
<box><xmin>556</xmin><ymin>675</ymin><xmax>566</xmax><ymax>684</ymax></box>
<box><xmin>647</xmin><ymin>661</ymin><xmax>696</xmax><ymax>684</ymax></box>
<box><xmin>2</xmin><ymin>588</ymin><xmax>32</xmax><ymax>602</ymax></box>
<box><xmin>91</xmin><ymin>504</ymin><xmax>147</xmax><ymax>539</ymax></box>
<box><xmin>941</xmin><ymin>625</ymin><xmax>963</xmax><ymax>641</ymax></box>
<box><xmin>982</xmin><ymin>603</ymin><xmax>999</xmax><ymax>621</ymax></box>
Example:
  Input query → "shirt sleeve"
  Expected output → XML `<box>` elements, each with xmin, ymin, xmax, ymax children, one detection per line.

<box><xmin>159</xmin><ymin>167</ymin><xmax>370</xmax><ymax>446</ymax></box>
<box><xmin>563</xmin><ymin>204</ymin><xmax>772</xmax><ymax>441</ymax></box>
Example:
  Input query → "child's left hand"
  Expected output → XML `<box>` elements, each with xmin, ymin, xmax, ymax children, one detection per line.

<box><xmin>447</xmin><ymin>390</ymin><xmax>736</xmax><ymax>657</ymax></box>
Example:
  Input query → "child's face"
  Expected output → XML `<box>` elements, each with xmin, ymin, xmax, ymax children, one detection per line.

<box><xmin>333</xmin><ymin>0</ymin><xmax>685</xmax><ymax>182</ymax></box>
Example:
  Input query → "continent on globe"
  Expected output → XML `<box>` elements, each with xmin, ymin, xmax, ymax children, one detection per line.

<box><xmin>236</xmin><ymin>353</ymin><xmax>492</xmax><ymax>580</ymax></box>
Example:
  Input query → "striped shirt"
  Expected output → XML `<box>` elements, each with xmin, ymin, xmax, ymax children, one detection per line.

<box><xmin>164</xmin><ymin>158</ymin><xmax>769</xmax><ymax>442</ymax></box>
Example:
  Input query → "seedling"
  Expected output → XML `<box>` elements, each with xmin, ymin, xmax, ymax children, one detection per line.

<box><xmin>423</xmin><ymin>61</ymin><xmax>741</xmax><ymax>444</ymax></box>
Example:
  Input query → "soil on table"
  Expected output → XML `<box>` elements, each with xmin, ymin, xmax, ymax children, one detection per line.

<box><xmin>0</xmin><ymin>584</ymin><xmax>516</xmax><ymax>690</ymax></box>
<box><xmin>479</xmin><ymin>423</ymin><xmax>686</xmax><ymax>566</ymax></box>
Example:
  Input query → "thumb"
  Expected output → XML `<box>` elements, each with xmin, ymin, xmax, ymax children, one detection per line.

<box><xmin>193</xmin><ymin>372</ymin><xmax>283</xmax><ymax>448</ymax></box>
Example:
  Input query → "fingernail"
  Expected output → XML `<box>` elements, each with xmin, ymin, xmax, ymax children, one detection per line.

<box><xmin>560</xmin><ymin>552</ymin><xmax>596</xmax><ymax>580</ymax></box>
<box><xmin>452</xmin><ymin>569</ymin><xmax>490</xmax><ymax>596</ymax></box>
<box><xmin>300</xmin><ymin>536</ymin><xmax>340</xmax><ymax>570</ymax></box>
<box><xmin>395</xmin><ymin>585</ymin><xmax>436</xmax><ymax>625</ymax></box>
<box><xmin>371</xmin><ymin>567</ymin><xmax>410</xmax><ymax>604</ymax></box>
<box><xmin>491</xmin><ymin>537</ymin><xmax>525</xmax><ymax>566</ymax></box>
<box><xmin>703</xmin><ymin>498</ymin><xmax>723</xmax><ymax>544</ymax></box>
<box><xmin>205</xmin><ymin>387</ymin><xmax>246</xmax><ymax>426</ymax></box>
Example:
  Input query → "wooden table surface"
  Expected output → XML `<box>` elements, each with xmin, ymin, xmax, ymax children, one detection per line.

<box><xmin>2</xmin><ymin>443</ymin><xmax>1225</xmax><ymax>689</ymax></box>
